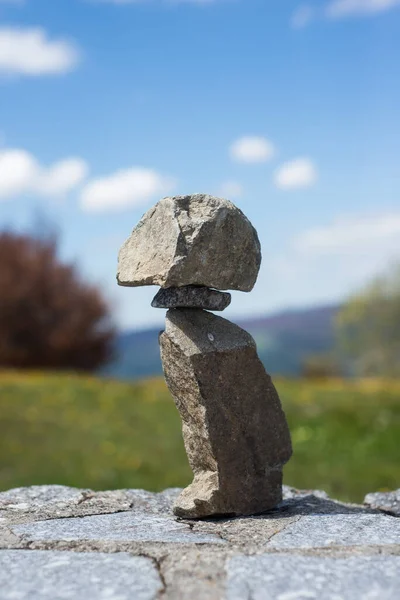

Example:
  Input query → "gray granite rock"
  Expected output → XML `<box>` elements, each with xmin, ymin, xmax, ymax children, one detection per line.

<box><xmin>152</xmin><ymin>286</ymin><xmax>231</xmax><ymax>311</ymax></box>
<box><xmin>0</xmin><ymin>485</ymin><xmax>84</xmax><ymax>510</ymax></box>
<box><xmin>281</xmin><ymin>485</ymin><xmax>329</xmax><ymax>501</ymax></box>
<box><xmin>364</xmin><ymin>490</ymin><xmax>400</xmax><ymax>516</ymax></box>
<box><xmin>159</xmin><ymin>309</ymin><xmax>292</xmax><ymax>519</ymax></box>
<box><xmin>0</xmin><ymin>550</ymin><xmax>162</xmax><ymax>600</ymax></box>
<box><xmin>227</xmin><ymin>554</ymin><xmax>400</xmax><ymax>600</ymax></box>
<box><xmin>268</xmin><ymin>513</ymin><xmax>400</xmax><ymax>548</ymax></box>
<box><xmin>0</xmin><ymin>485</ymin><xmax>168</xmax><ymax>526</ymax></box>
<box><xmin>12</xmin><ymin>511</ymin><xmax>225</xmax><ymax>545</ymax></box>
<box><xmin>117</xmin><ymin>194</ymin><xmax>261</xmax><ymax>292</ymax></box>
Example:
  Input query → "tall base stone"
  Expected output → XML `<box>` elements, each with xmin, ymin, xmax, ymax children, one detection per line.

<box><xmin>159</xmin><ymin>309</ymin><xmax>292</xmax><ymax>519</ymax></box>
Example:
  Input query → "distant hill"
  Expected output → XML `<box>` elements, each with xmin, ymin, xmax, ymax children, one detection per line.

<box><xmin>101</xmin><ymin>304</ymin><xmax>340</xmax><ymax>380</ymax></box>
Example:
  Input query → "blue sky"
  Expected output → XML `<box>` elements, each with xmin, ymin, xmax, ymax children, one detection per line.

<box><xmin>0</xmin><ymin>0</ymin><xmax>399</xmax><ymax>329</ymax></box>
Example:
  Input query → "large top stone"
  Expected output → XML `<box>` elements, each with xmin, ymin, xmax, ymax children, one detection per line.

<box><xmin>117</xmin><ymin>194</ymin><xmax>261</xmax><ymax>292</ymax></box>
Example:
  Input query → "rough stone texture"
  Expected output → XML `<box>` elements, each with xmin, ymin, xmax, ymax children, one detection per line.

<box><xmin>227</xmin><ymin>555</ymin><xmax>400</xmax><ymax>600</ymax></box>
<box><xmin>0</xmin><ymin>551</ymin><xmax>162</xmax><ymax>600</ymax></box>
<box><xmin>268</xmin><ymin>513</ymin><xmax>400</xmax><ymax>548</ymax></box>
<box><xmin>0</xmin><ymin>485</ymin><xmax>161</xmax><ymax>525</ymax></box>
<box><xmin>152</xmin><ymin>286</ymin><xmax>231</xmax><ymax>311</ymax></box>
<box><xmin>12</xmin><ymin>511</ymin><xmax>225</xmax><ymax>545</ymax></box>
<box><xmin>0</xmin><ymin>485</ymin><xmax>84</xmax><ymax>509</ymax></box>
<box><xmin>117</xmin><ymin>194</ymin><xmax>261</xmax><ymax>292</ymax></box>
<box><xmin>159</xmin><ymin>309</ymin><xmax>292</xmax><ymax>519</ymax></box>
<box><xmin>1</xmin><ymin>485</ymin><xmax>399</xmax><ymax>599</ymax></box>
<box><xmin>364</xmin><ymin>489</ymin><xmax>400</xmax><ymax>516</ymax></box>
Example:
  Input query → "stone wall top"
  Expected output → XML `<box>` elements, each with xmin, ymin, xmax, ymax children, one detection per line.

<box><xmin>0</xmin><ymin>485</ymin><xmax>399</xmax><ymax>599</ymax></box>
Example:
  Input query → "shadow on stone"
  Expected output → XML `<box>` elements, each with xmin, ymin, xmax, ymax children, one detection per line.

<box><xmin>190</xmin><ymin>494</ymin><xmax>380</xmax><ymax>525</ymax></box>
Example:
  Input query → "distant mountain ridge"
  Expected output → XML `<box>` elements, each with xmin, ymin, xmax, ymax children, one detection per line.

<box><xmin>101</xmin><ymin>304</ymin><xmax>340</xmax><ymax>380</ymax></box>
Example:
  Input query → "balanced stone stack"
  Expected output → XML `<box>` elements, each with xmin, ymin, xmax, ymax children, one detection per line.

<box><xmin>118</xmin><ymin>194</ymin><xmax>292</xmax><ymax>518</ymax></box>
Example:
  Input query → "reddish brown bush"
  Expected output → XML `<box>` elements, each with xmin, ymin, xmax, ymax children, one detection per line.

<box><xmin>0</xmin><ymin>231</ymin><xmax>115</xmax><ymax>371</ymax></box>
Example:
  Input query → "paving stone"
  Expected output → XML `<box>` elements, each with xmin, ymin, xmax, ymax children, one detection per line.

<box><xmin>0</xmin><ymin>550</ymin><xmax>162</xmax><ymax>600</ymax></box>
<box><xmin>0</xmin><ymin>485</ymin><xmax>84</xmax><ymax>510</ymax></box>
<box><xmin>268</xmin><ymin>513</ymin><xmax>400</xmax><ymax>548</ymax></box>
<box><xmin>11</xmin><ymin>511</ymin><xmax>225</xmax><ymax>544</ymax></box>
<box><xmin>1</xmin><ymin>486</ymin><xmax>400</xmax><ymax>599</ymax></box>
<box><xmin>226</xmin><ymin>554</ymin><xmax>400</xmax><ymax>600</ymax></box>
<box><xmin>364</xmin><ymin>490</ymin><xmax>400</xmax><ymax>517</ymax></box>
<box><xmin>0</xmin><ymin>486</ymin><xmax>184</xmax><ymax>527</ymax></box>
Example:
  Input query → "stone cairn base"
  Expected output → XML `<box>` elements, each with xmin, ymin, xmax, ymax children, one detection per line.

<box><xmin>159</xmin><ymin>307</ymin><xmax>291</xmax><ymax>518</ymax></box>
<box><xmin>117</xmin><ymin>194</ymin><xmax>292</xmax><ymax>518</ymax></box>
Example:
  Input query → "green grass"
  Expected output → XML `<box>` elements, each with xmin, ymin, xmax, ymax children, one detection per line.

<box><xmin>0</xmin><ymin>371</ymin><xmax>399</xmax><ymax>503</ymax></box>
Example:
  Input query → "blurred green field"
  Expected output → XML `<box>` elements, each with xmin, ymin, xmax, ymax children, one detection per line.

<box><xmin>0</xmin><ymin>371</ymin><xmax>399</xmax><ymax>503</ymax></box>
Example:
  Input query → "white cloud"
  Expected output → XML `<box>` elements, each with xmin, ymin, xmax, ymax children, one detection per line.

<box><xmin>274</xmin><ymin>158</ymin><xmax>317</xmax><ymax>190</ymax></box>
<box><xmin>80</xmin><ymin>167</ymin><xmax>175</xmax><ymax>212</ymax></box>
<box><xmin>294</xmin><ymin>212</ymin><xmax>400</xmax><ymax>255</ymax></box>
<box><xmin>217</xmin><ymin>180</ymin><xmax>243</xmax><ymax>199</ymax></box>
<box><xmin>291</xmin><ymin>0</ymin><xmax>400</xmax><ymax>27</ymax></box>
<box><xmin>261</xmin><ymin>211</ymin><xmax>400</xmax><ymax>310</ymax></box>
<box><xmin>291</xmin><ymin>4</ymin><xmax>315</xmax><ymax>28</ymax></box>
<box><xmin>0</xmin><ymin>149</ymin><xmax>88</xmax><ymax>199</ymax></box>
<box><xmin>0</xmin><ymin>148</ymin><xmax>174</xmax><ymax>212</ymax></box>
<box><xmin>36</xmin><ymin>159</ymin><xmax>89</xmax><ymax>197</ymax></box>
<box><xmin>0</xmin><ymin>150</ymin><xmax>37</xmax><ymax>198</ymax></box>
<box><xmin>230</xmin><ymin>136</ymin><xmax>275</xmax><ymax>164</ymax></box>
<box><xmin>0</xmin><ymin>27</ymin><xmax>80</xmax><ymax>76</ymax></box>
<box><xmin>327</xmin><ymin>0</ymin><xmax>400</xmax><ymax>18</ymax></box>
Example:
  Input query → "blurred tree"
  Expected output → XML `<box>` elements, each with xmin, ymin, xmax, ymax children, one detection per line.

<box><xmin>301</xmin><ymin>353</ymin><xmax>341</xmax><ymax>380</ymax></box>
<box><xmin>336</xmin><ymin>264</ymin><xmax>400</xmax><ymax>377</ymax></box>
<box><xmin>0</xmin><ymin>230</ymin><xmax>115</xmax><ymax>371</ymax></box>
